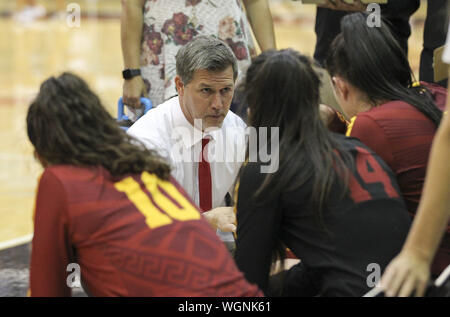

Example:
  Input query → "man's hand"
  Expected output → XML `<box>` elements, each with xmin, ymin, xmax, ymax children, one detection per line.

<box><xmin>318</xmin><ymin>0</ymin><xmax>367</xmax><ymax>11</ymax></box>
<box><xmin>380</xmin><ymin>251</ymin><xmax>431</xmax><ymax>297</ymax></box>
<box><xmin>203</xmin><ymin>207</ymin><xmax>236</xmax><ymax>232</ymax></box>
<box><xmin>122</xmin><ymin>76</ymin><xmax>149</xmax><ymax>109</ymax></box>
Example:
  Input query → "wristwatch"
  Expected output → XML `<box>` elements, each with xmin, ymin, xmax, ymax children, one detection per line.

<box><xmin>122</xmin><ymin>69</ymin><xmax>141</xmax><ymax>80</ymax></box>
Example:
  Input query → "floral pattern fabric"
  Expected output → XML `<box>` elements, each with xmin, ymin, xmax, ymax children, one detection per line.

<box><xmin>140</xmin><ymin>0</ymin><xmax>256</xmax><ymax>106</ymax></box>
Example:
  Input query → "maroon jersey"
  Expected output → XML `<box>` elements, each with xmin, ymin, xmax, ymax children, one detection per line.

<box><xmin>29</xmin><ymin>165</ymin><xmax>262</xmax><ymax>297</ymax></box>
<box><xmin>346</xmin><ymin>83</ymin><xmax>448</xmax><ymax>275</ymax></box>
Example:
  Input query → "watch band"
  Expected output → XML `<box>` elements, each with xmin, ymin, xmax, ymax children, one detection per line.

<box><xmin>122</xmin><ymin>69</ymin><xmax>141</xmax><ymax>80</ymax></box>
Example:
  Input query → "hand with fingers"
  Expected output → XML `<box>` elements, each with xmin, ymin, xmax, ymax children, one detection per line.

<box><xmin>202</xmin><ymin>207</ymin><xmax>237</xmax><ymax>233</ymax></box>
<box><xmin>122</xmin><ymin>76</ymin><xmax>149</xmax><ymax>109</ymax></box>
<box><xmin>318</xmin><ymin>0</ymin><xmax>367</xmax><ymax>12</ymax></box>
<box><xmin>380</xmin><ymin>250</ymin><xmax>430</xmax><ymax>297</ymax></box>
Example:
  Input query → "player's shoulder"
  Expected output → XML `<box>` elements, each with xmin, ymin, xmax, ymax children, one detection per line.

<box><xmin>347</xmin><ymin>104</ymin><xmax>400</xmax><ymax>138</ymax></box>
<box><xmin>336</xmin><ymin>133</ymin><xmax>395</xmax><ymax>177</ymax></box>
<box><xmin>43</xmin><ymin>165</ymin><xmax>107</xmax><ymax>186</ymax></box>
<box><xmin>333</xmin><ymin>132</ymin><xmax>375</xmax><ymax>156</ymax></box>
<box><xmin>38</xmin><ymin>166</ymin><xmax>77</xmax><ymax>195</ymax></box>
<box><xmin>43</xmin><ymin>165</ymin><xmax>80</xmax><ymax>179</ymax></box>
<box><xmin>360</xmin><ymin>100</ymin><xmax>418</xmax><ymax>120</ymax></box>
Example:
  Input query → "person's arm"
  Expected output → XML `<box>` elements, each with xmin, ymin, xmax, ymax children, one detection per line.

<box><xmin>121</xmin><ymin>0</ymin><xmax>148</xmax><ymax>108</ymax></box>
<box><xmin>29</xmin><ymin>170</ymin><xmax>72</xmax><ymax>297</ymax></box>
<box><xmin>381</xmin><ymin>98</ymin><xmax>450</xmax><ymax>297</ymax></box>
<box><xmin>242</xmin><ymin>0</ymin><xmax>276</xmax><ymax>52</ymax></box>
<box><xmin>234</xmin><ymin>163</ymin><xmax>281</xmax><ymax>293</ymax></box>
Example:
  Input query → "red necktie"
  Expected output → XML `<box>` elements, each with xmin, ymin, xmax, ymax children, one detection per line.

<box><xmin>199</xmin><ymin>138</ymin><xmax>212</xmax><ymax>212</ymax></box>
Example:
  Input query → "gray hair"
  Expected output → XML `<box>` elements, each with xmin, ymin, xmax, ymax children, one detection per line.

<box><xmin>175</xmin><ymin>36</ymin><xmax>238</xmax><ymax>85</ymax></box>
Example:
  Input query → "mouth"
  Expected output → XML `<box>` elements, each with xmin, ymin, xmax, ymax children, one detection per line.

<box><xmin>207</xmin><ymin>114</ymin><xmax>224</xmax><ymax>119</ymax></box>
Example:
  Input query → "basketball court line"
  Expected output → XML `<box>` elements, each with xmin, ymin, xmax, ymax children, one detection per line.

<box><xmin>0</xmin><ymin>234</ymin><xmax>33</xmax><ymax>251</ymax></box>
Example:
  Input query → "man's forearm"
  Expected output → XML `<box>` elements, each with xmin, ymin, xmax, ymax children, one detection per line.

<box><xmin>121</xmin><ymin>0</ymin><xmax>145</xmax><ymax>69</ymax></box>
<box><xmin>243</xmin><ymin>0</ymin><xmax>276</xmax><ymax>52</ymax></box>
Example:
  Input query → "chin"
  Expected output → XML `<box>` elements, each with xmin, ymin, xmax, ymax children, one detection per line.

<box><xmin>204</xmin><ymin>119</ymin><xmax>224</xmax><ymax>131</ymax></box>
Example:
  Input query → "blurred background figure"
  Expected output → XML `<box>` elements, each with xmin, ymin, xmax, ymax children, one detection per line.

<box><xmin>121</xmin><ymin>0</ymin><xmax>276</xmax><ymax>110</ymax></box>
<box><xmin>14</xmin><ymin>0</ymin><xmax>46</xmax><ymax>23</ymax></box>
<box><xmin>314</xmin><ymin>0</ymin><xmax>448</xmax><ymax>87</ymax></box>
<box><xmin>14</xmin><ymin>0</ymin><xmax>66</xmax><ymax>23</ymax></box>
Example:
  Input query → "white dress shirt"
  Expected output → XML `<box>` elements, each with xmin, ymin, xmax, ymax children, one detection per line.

<box><xmin>127</xmin><ymin>96</ymin><xmax>247</xmax><ymax>211</ymax></box>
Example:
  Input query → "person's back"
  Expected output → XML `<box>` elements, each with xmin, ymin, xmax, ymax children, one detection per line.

<box><xmin>346</xmin><ymin>81</ymin><xmax>447</xmax><ymax>214</ymax></box>
<box><xmin>27</xmin><ymin>72</ymin><xmax>261</xmax><ymax>297</ymax></box>
<box><xmin>324</xmin><ymin>13</ymin><xmax>448</xmax><ymax>276</ymax></box>
<box><xmin>232</xmin><ymin>49</ymin><xmax>412</xmax><ymax>296</ymax></box>
<box><xmin>347</xmin><ymin>98</ymin><xmax>450</xmax><ymax>276</ymax></box>
<box><xmin>235</xmin><ymin>134</ymin><xmax>411</xmax><ymax>296</ymax></box>
<box><xmin>30</xmin><ymin>165</ymin><xmax>260</xmax><ymax>296</ymax></box>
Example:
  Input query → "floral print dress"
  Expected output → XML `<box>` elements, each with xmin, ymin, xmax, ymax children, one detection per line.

<box><xmin>140</xmin><ymin>0</ymin><xmax>256</xmax><ymax>107</ymax></box>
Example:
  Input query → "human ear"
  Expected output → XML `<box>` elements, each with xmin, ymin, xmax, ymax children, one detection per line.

<box><xmin>174</xmin><ymin>75</ymin><xmax>184</xmax><ymax>97</ymax></box>
<box><xmin>332</xmin><ymin>76</ymin><xmax>349</xmax><ymax>102</ymax></box>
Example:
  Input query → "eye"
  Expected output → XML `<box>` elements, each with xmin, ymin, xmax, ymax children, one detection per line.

<box><xmin>201</xmin><ymin>88</ymin><xmax>212</xmax><ymax>94</ymax></box>
<box><xmin>221</xmin><ymin>87</ymin><xmax>232</xmax><ymax>94</ymax></box>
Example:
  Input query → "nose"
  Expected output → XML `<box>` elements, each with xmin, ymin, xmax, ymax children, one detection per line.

<box><xmin>210</xmin><ymin>92</ymin><xmax>224</xmax><ymax>111</ymax></box>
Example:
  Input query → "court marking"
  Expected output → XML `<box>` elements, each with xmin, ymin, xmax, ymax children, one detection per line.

<box><xmin>0</xmin><ymin>234</ymin><xmax>33</xmax><ymax>251</ymax></box>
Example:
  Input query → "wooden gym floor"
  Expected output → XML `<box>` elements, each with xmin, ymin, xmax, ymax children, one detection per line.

<box><xmin>0</xmin><ymin>0</ymin><xmax>428</xmax><ymax>296</ymax></box>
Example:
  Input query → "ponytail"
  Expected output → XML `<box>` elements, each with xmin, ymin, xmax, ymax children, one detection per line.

<box><xmin>325</xmin><ymin>12</ymin><xmax>442</xmax><ymax>126</ymax></box>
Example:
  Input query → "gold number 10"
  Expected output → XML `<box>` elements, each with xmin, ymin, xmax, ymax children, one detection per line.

<box><xmin>114</xmin><ymin>172</ymin><xmax>200</xmax><ymax>229</ymax></box>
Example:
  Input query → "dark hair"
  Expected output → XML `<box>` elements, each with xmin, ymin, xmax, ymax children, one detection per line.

<box><xmin>325</xmin><ymin>12</ymin><xmax>442</xmax><ymax>126</ymax></box>
<box><xmin>175</xmin><ymin>36</ymin><xmax>238</xmax><ymax>84</ymax></box>
<box><xmin>244</xmin><ymin>49</ymin><xmax>353</xmax><ymax>261</ymax></box>
<box><xmin>27</xmin><ymin>72</ymin><xmax>171</xmax><ymax>179</ymax></box>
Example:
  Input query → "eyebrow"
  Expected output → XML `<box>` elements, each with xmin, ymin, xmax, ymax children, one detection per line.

<box><xmin>198</xmin><ymin>83</ymin><xmax>234</xmax><ymax>88</ymax></box>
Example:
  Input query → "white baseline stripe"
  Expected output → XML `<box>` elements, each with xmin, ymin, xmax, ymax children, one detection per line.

<box><xmin>0</xmin><ymin>234</ymin><xmax>33</xmax><ymax>251</ymax></box>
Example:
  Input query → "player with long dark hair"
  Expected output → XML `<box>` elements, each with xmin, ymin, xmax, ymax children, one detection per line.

<box><xmin>27</xmin><ymin>72</ymin><xmax>261</xmax><ymax>297</ymax></box>
<box><xmin>325</xmin><ymin>12</ymin><xmax>448</xmax><ymax>276</ymax></box>
<box><xmin>233</xmin><ymin>49</ymin><xmax>412</xmax><ymax>296</ymax></box>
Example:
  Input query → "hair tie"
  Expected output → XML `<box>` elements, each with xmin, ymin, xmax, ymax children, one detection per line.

<box><xmin>336</xmin><ymin>111</ymin><xmax>349</xmax><ymax>125</ymax></box>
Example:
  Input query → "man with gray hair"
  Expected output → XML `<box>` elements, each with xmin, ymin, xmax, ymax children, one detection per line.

<box><xmin>128</xmin><ymin>36</ymin><xmax>246</xmax><ymax>247</ymax></box>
